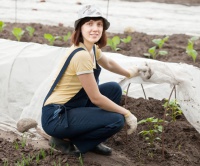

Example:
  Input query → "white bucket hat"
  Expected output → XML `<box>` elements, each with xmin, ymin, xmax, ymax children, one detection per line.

<box><xmin>74</xmin><ymin>4</ymin><xmax>110</xmax><ymax>30</ymax></box>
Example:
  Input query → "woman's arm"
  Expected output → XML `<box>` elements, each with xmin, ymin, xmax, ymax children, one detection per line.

<box><xmin>98</xmin><ymin>54</ymin><xmax>131</xmax><ymax>77</ymax></box>
<box><xmin>78</xmin><ymin>73</ymin><xmax>129</xmax><ymax>115</ymax></box>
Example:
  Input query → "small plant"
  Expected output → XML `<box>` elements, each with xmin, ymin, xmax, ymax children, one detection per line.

<box><xmin>0</xmin><ymin>21</ymin><xmax>6</xmax><ymax>32</ymax></box>
<box><xmin>79</xmin><ymin>153</ymin><xmax>84</xmax><ymax>166</ymax></box>
<box><xmin>40</xmin><ymin>149</ymin><xmax>46</xmax><ymax>159</ymax></box>
<box><xmin>144</xmin><ymin>36</ymin><xmax>168</xmax><ymax>59</ymax></box>
<box><xmin>163</xmin><ymin>99</ymin><xmax>183</xmax><ymax>122</ymax></box>
<box><xmin>12</xmin><ymin>27</ymin><xmax>25</xmax><ymax>41</ymax></box>
<box><xmin>44</xmin><ymin>33</ymin><xmax>62</xmax><ymax>45</ymax></box>
<box><xmin>152</xmin><ymin>36</ymin><xmax>169</xmax><ymax>49</ymax></box>
<box><xmin>13</xmin><ymin>140</ymin><xmax>19</xmax><ymax>150</ymax></box>
<box><xmin>3</xmin><ymin>159</ymin><xmax>8</xmax><ymax>166</ymax></box>
<box><xmin>138</xmin><ymin>117</ymin><xmax>163</xmax><ymax>146</ymax></box>
<box><xmin>186</xmin><ymin>36</ymin><xmax>199</xmax><ymax>62</ymax></box>
<box><xmin>21</xmin><ymin>134</ymin><xmax>27</xmax><ymax>148</ymax></box>
<box><xmin>63</xmin><ymin>32</ymin><xmax>71</xmax><ymax>42</ymax></box>
<box><xmin>107</xmin><ymin>36</ymin><xmax>121</xmax><ymax>51</ymax></box>
<box><xmin>36</xmin><ymin>153</ymin><xmax>40</xmax><ymax>164</ymax></box>
<box><xmin>121</xmin><ymin>35</ymin><xmax>132</xmax><ymax>43</ymax></box>
<box><xmin>26</xmin><ymin>26</ymin><xmax>35</xmax><ymax>37</ymax></box>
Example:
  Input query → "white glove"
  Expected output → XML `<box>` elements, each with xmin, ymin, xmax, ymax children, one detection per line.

<box><xmin>124</xmin><ymin>111</ymin><xmax>137</xmax><ymax>135</ymax></box>
<box><xmin>127</xmin><ymin>66</ymin><xmax>139</xmax><ymax>78</ymax></box>
<box><xmin>138</xmin><ymin>63</ymin><xmax>153</xmax><ymax>80</ymax></box>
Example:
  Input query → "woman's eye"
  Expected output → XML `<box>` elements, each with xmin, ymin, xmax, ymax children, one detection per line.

<box><xmin>98</xmin><ymin>23</ymin><xmax>103</xmax><ymax>27</ymax></box>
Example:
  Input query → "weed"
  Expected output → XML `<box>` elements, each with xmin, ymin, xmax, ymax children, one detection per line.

<box><xmin>36</xmin><ymin>153</ymin><xmax>40</xmax><ymax>164</ymax></box>
<box><xmin>12</xmin><ymin>27</ymin><xmax>25</xmax><ymax>41</ymax></box>
<box><xmin>40</xmin><ymin>149</ymin><xmax>46</xmax><ymax>159</ymax></box>
<box><xmin>21</xmin><ymin>133</ymin><xmax>27</xmax><ymax>148</ymax></box>
<box><xmin>0</xmin><ymin>21</ymin><xmax>6</xmax><ymax>32</ymax></box>
<box><xmin>186</xmin><ymin>36</ymin><xmax>199</xmax><ymax>62</ymax></box>
<box><xmin>79</xmin><ymin>153</ymin><xmax>84</xmax><ymax>166</ymax></box>
<box><xmin>26</xmin><ymin>26</ymin><xmax>35</xmax><ymax>37</ymax></box>
<box><xmin>3</xmin><ymin>159</ymin><xmax>8</xmax><ymax>166</ymax></box>
<box><xmin>13</xmin><ymin>140</ymin><xmax>19</xmax><ymax>150</ymax></box>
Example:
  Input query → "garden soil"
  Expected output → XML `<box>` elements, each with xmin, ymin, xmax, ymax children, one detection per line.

<box><xmin>0</xmin><ymin>1</ymin><xmax>200</xmax><ymax>165</ymax></box>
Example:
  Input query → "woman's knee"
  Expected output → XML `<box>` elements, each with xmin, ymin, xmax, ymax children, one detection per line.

<box><xmin>109</xmin><ymin>113</ymin><xmax>125</xmax><ymax>130</ymax></box>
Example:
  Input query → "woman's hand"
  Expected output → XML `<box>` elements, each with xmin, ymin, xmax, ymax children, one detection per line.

<box><xmin>124</xmin><ymin>111</ymin><xmax>137</xmax><ymax>135</ymax></box>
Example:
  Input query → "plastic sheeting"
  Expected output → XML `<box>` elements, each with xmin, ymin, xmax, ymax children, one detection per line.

<box><xmin>0</xmin><ymin>39</ymin><xmax>200</xmax><ymax>137</ymax></box>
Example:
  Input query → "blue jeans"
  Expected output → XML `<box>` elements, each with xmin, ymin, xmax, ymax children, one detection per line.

<box><xmin>42</xmin><ymin>82</ymin><xmax>125</xmax><ymax>153</ymax></box>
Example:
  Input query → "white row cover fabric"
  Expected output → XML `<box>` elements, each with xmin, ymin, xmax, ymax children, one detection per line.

<box><xmin>0</xmin><ymin>39</ymin><xmax>200</xmax><ymax>137</ymax></box>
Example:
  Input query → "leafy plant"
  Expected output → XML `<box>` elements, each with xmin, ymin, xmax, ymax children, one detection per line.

<box><xmin>12</xmin><ymin>27</ymin><xmax>25</xmax><ymax>41</ymax></box>
<box><xmin>163</xmin><ymin>99</ymin><xmax>183</xmax><ymax>122</ymax></box>
<box><xmin>26</xmin><ymin>26</ymin><xmax>35</xmax><ymax>37</ymax></box>
<box><xmin>186</xmin><ymin>36</ymin><xmax>199</xmax><ymax>62</ymax></box>
<box><xmin>138</xmin><ymin>117</ymin><xmax>163</xmax><ymax>146</ymax></box>
<box><xmin>44</xmin><ymin>33</ymin><xmax>62</xmax><ymax>45</ymax></box>
<box><xmin>152</xmin><ymin>36</ymin><xmax>169</xmax><ymax>49</ymax></box>
<box><xmin>63</xmin><ymin>32</ymin><xmax>71</xmax><ymax>42</ymax></box>
<box><xmin>107</xmin><ymin>36</ymin><xmax>121</xmax><ymax>51</ymax></box>
<box><xmin>144</xmin><ymin>36</ymin><xmax>168</xmax><ymax>59</ymax></box>
<box><xmin>144</xmin><ymin>46</ymin><xmax>168</xmax><ymax>59</ymax></box>
<box><xmin>0</xmin><ymin>21</ymin><xmax>6</xmax><ymax>32</ymax></box>
<box><xmin>121</xmin><ymin>35</ymin><xmax>132</xmax><ymax>43</ymax></box>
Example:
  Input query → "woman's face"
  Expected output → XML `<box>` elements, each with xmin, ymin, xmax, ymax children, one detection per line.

<box><xmin>81</xmin><ymin>19</ymin><xmax>103</xmax><ymax>46</ymax></box>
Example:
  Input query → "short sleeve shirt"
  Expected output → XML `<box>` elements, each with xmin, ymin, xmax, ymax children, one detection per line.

<box><xmin>44</xmin><ymin>43</ymin><xmax>102</xmax><ymax>105</ymax></box>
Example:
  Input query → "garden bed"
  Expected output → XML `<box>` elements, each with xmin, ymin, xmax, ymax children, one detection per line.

<box><xmin>0</xmin><ymin>2</ymin><xmax>200</xmax><ymax>165</ymax></box>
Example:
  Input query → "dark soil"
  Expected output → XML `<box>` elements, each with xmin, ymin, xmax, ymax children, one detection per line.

<box><xmin>0</xmin><ymin>1</ymin><xmax>200</xmax><ymax>165</ymax></box>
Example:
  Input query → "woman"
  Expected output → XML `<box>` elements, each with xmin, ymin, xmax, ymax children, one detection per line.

<box><xmin>41</xmin><ymin>4</ymin><xmax>151</xmax><ymax>156</ymax></box>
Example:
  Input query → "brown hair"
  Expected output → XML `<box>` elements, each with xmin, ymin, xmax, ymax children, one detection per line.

<box><xmin>71</xmin><ymin>17</ymin><xmax>107</xmax><ymax>48</ymax></box>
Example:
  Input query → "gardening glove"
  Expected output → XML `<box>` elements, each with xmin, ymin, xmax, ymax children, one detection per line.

<box><xmin>124</xmin><ymin>111</ymin><xmax>138</xmax><ymax>135</ymax></box>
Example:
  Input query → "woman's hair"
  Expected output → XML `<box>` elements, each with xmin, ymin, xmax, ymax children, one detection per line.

<box><xmin>71</xmin><ymin>17</ymin><xmax>107</xmax><ymax>48</ymax></box>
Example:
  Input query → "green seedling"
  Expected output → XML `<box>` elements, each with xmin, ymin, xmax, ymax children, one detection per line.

<box><xmin>63</xmin><ymin>32</ymin><xmax>71</xmax><ymax>42</ymax></box>
<box><xmin>44</xmin><ymin>33</ymin><xmax>62</xmax><ymax>45</ymax></box>
<box><xmin>138</xmin><ymin>117</ymin><xmax>163</xmax><ymax>146</ymax></box>
<box><xmin>79</xmin><ymin>153</ymin><xmax>84</xmax><ymax>166</ymax></box>
<box><xmin>121</xmin><ymin>35</ymin><xmax>132</xmax><ymax>43</ymax></box>
<box><xmin>107</xmin><ymin>36</ymin><xmax>121</xmax><ymax>51</ymax></box>
<box><xmin>163</xmin><ymin>99</ymin><xmax>183</xmax><ymax>122</ymax></box>
<box><xmin>144</xmin><ymin>36</ymin><xmax>168</xmax><ymax>59</ymax></box>
<box><xmin>12</xmin><ymin>27</ymin><xmax>25</xmax><ymax>41</ymax></box>
<box><xmin>3</xmin><ymin>159</ymin><xmax>8</xmax><ymax>166</ymax></box>
<box><xmin>186</xmin><ymin>36</ymin><xmax>199</xmax><ymax>62</ymax></box>
<box><xmin>144</xmin><ymin>46</ymin><xmax>168</xmax><ymax>59</ymax></box>
<box><xmin>152</xmin><ymin>36</ymin><xmax>169</xmax><ymax>49</ymax></box>
<box><xmin>13</xmin><ymin>140</ymin><xmax>19</xmax><ymax>150</ymax></box>
<box><xmin>40</xmin><ymin>149</ymin><xmax>46</xmax><ymax>159</ymax></box>
<box><xmin>26</xmin><ymin>26</ymin><xmax>35</xmax><ymax>37</ymax></box>
<box><xmin>21</xmin><ymin>134</ymin><xmax>27</xmax><ymax>148</ymax></box>
<box><xmin>36</xmin><ymin>153</ymin><xmax>40</xmax><ymax>164</ymax></box>
<box><xmin>0</xmin><ymin>21</ymin><xmax>6</xmax><ymax>32</ymax></box>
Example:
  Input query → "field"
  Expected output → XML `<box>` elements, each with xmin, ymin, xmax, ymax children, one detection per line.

<box><xmin>0</xmin><ymin>1</ymin><xmax>200</xmax><ymax>165</ymax></box>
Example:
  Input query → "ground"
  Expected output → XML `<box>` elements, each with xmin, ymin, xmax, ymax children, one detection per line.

<box><xmin>0</xmin><ymin>1</ymin><xmax>200</xmax><ymax>165</ymax></box>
